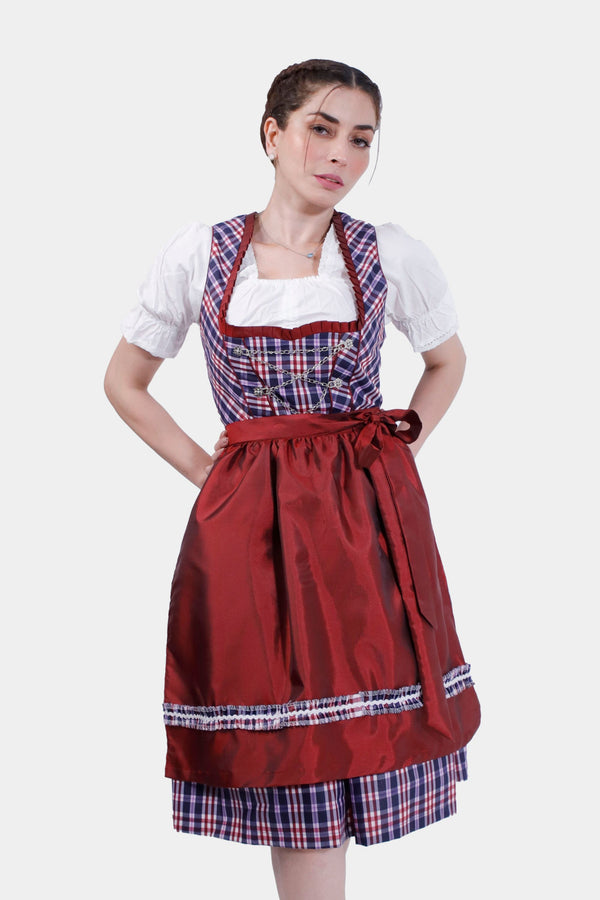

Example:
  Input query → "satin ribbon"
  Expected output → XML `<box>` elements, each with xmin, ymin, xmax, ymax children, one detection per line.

<box><xmin>350</xmin><ymin>407</ymin><xmax>454</xmax><ymax>739</ymax></box>
<box><xmin>352</xmin><ymin>407</ymin><xmax>422</xmax><ymax>466</ymax></box>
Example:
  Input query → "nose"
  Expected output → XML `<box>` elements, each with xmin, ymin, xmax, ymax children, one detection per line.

<box><xmin>329</xmin><ymin>141</ymin><xmax>347</xmax><ymax>165</ymax></box>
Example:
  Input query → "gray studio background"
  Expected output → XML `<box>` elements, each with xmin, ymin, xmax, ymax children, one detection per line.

<box><xmin>2</xmin><ymin>1</ymin><xmax>596</xmax><ymax>897</ymax></box>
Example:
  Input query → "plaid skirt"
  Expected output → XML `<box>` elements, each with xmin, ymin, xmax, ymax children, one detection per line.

<box><xmin>172</xmin><ymin>746</ymin><xmax>468</xmax><ymax>848</ymax></box>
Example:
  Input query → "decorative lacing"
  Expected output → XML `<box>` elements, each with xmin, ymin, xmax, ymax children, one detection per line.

<box><xmin>233</xmin><ymin>337</ymin><xmax>355</xmax><ymax>412</ymax></box>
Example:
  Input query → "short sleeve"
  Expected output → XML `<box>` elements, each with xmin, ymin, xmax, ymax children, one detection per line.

<box><xmin>375</xmin><ymin>223</ymin><xmax>459</xmax><ymax>353</ymax></box>
<box><xmin>121</xmin><ymin>222</ymin><xmax>212</xmax><ymax>358</ymax></box>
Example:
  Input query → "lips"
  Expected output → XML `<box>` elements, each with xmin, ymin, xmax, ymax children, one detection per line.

<box><xmin>314</xmin><ymin>173</ymin><xmax>345</xmax><ymax>190</ymax></box>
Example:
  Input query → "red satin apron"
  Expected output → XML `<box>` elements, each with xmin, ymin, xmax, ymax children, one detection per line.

<box><xmin>163</xmin><ymin>407</ymin><xmax>481</xmax><ymax>788</ymax></box>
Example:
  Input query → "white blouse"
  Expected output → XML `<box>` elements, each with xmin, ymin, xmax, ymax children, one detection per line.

<box><xmin>121</xmin><ymin>220</ymin><xmax>459</xmax><ymax>358</ymax></box>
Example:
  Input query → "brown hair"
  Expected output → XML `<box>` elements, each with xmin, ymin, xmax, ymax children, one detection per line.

<box><xmin>260</xmin><ymin>59</ymin><xmax>382</xmax><ymax>160</ymax></box>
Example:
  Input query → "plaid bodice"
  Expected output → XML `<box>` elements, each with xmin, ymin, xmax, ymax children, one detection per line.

<box><xmin>199</xmin><ymin>210</ymin><xmax>388</xmax><ymax>424</ymax></box>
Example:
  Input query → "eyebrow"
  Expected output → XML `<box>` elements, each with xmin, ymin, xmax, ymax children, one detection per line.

<box><xmin>307</xmin><ymin>111</ymin><xmax>375</xmax><ymax>132</ymax></box>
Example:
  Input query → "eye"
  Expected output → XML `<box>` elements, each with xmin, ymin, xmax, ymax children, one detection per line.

<box><xmin>311</xmin><ymin>124</ymin><xmax>331</xmax><ymax>136</ymax></box>
<box><xmin>352</xmin><ymin>137</ymin><xmax>371</xmax><ymax>148</ymax></box>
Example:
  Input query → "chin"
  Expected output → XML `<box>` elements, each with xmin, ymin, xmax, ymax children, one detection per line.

<box><xmin>308</xmin><ymin>188</ymin><xmax>351</xmax><ymax>210</ymax></box>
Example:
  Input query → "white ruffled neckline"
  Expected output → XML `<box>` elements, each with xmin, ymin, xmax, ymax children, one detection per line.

<box><xmin>237</xmin><ymin>225</ymin><xmax>346</xmax><ymax>284</ymax></box>
<box><xmin>226</xmin><ymin>223</ymin><xmax>359</xmax><ymax>327</ymax></box>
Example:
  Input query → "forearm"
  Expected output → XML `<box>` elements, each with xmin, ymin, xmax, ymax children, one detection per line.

<box><xmin>407</xmin><ymin>351</ymin><xmax>466</xmax><ymax>456</ymax></box>
<box><xmin>107</xmin><ymin>384</ymin><xmax>213</xmax><ymax>488</ymax></box>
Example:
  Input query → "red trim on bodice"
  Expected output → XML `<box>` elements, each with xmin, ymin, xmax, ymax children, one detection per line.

<box><xmin>218</xmin><ymin>211</ymin><xmax>365</xmax><ymax>339</ymax></box>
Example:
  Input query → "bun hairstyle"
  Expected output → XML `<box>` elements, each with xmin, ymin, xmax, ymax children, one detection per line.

<box><xmin>260</xmin><ymin>59</ymin><xmax>382</xmax><ymax>162</ymax></box>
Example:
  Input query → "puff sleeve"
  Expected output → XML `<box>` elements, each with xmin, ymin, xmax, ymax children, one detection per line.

<box><xmin>121</xmin><ymin>222</ymin><xmax>212</xmax><ymax>358</ymax></box>
<box><xmin>376</xmin><ymin>223</ymin><xmax>459</xmax><ymax>352</ymax></box>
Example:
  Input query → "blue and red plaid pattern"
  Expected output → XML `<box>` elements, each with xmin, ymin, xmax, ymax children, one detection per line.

<box><xmin>338</xmin><ymin>212</ymin><xmax>388</xmax><ymax>411</ymax></box>
<box><xmin>199</xmin><ymin>211</ymin><xmax>389</xmax><ymax>424</ymax></box>
<box><xmin>226</xmin><ymin>332</ymin><xmax>359</xmax><ymax>416</ymax></box>
<box><xmin>199</xmin><ymin>215</ymin><xmax>250</xmax><ymax>424</ymax></box>
<box><xmin>171</xmin><ymin>747</ymin><xmax>468</xmax><ymax>848</ymax></box>
<box><xmin>163</xmin><ymin>664</ymin><xmax>474</xmax><ymax>732</ymax></box>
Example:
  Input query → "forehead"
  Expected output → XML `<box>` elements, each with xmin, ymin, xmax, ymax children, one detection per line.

<box><xmin>296</xmin><ymin>84</ymin><xmax>378</xmax><ymax>126</ymax></box>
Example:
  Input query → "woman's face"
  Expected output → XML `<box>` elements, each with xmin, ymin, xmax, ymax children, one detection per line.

<box><xmin>264</xmin><ymin>85</ymin><xmax>378</xmax><ymax>210</ymax></box>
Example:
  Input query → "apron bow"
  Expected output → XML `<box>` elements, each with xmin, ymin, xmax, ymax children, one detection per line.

<box><xmin>353</xmin><ymin>407</ymin><xmax>422</xmax><ymax>468</ymax></box>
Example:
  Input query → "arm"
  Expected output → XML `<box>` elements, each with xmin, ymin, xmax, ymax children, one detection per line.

<box><xmin>104</xmin><ymin>337</ymin><xmax>227</xmax><ymax>488</ymax></box>
<box><xmin>400</xmin><ymin>333</ymin><xmax>467</xmax><ymax>457</ymax></box>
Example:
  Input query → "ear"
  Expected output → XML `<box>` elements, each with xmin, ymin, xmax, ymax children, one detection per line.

<box><xmin>263</xmin><ymin>116</ymin><xmax>280</xmax><ymax>157</ymax></box>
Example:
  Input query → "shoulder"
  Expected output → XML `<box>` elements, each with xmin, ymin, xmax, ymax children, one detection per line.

<box><xmin>374</xmin><ymin>222</ymin><xmax>445</xmax><ymax>276</ymax></box>
<box><xmin>155</xmin><ymin>221</ymin><xmax>213</xmax><ymax>273</ymax></box>
<box><xmin>374</xmin><ymin>222</ymin><xmax>452</xmax><ymax>304</ymax></box>
<box><xmin>374</xmin><ymin>221</ymin><xmax>412</xmax><ymax>250</ymax></box>
<box><xmin>337</xmin><ymin>214</ymin><xmax>429</xmax><ymax>266</ymax></box>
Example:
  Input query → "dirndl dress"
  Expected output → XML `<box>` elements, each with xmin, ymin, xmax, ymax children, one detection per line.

<box><xmin>161</xmin><ymin>210</ymin><xmax>481</xmax><ymax>847</ymax></box>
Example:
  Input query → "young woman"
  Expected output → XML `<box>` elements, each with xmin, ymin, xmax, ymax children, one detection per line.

<box><xmin>105</xmin><ymin>59</ymin><xmax>480</xmax><ymax>900</ymax></box>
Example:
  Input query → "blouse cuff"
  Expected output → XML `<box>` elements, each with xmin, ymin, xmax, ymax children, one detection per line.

<box><xmin>387</xmin><ymin>290</ymin><xmax>459</xmax><ymax>353</ymax></box>
<box><xmin>121</xmin><ymin>305</ymin><xmax>187</xmax><ymax>359</ymax></box>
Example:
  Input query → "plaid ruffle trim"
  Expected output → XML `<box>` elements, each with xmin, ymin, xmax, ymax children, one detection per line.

<box><xmin>163</xmin><ymin>663</ymin><xmax>474</xmax><ymax>732</ymax></box>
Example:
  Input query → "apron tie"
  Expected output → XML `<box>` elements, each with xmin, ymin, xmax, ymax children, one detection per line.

<box><xmin>352</xmin><ymin>407</ymin><xmax>454</xmax><ymax>740</ymax></box>
<box><xmin>352</xmin><ymin>407</ymin><xmax>422</xmax><ymax>467</ymax></box>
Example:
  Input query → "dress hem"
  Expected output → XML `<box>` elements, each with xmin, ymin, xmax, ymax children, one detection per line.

<box><xmin>170</xmin><ymin>747</ymin><xmax>470</xmax><ymax>848</ymax></box>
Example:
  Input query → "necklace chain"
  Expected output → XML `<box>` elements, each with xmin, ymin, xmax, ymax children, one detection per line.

<box><xmin>257</xmin><ymin>215</ymin><xmax>329</xmax><ymax>260</ymax></box>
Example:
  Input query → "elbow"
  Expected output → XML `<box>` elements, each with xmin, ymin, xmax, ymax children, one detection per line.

<box><xmin>104</xmin><ymin>359</ymin><xmax>128</xmax><ymax>412</ymax></box>
<box><xmin>104</xmin><ymin>337</ymin><xmax>161</xmax><ymax>415</ymax></box>
<box><xmin>103</xmin><ymin>363</ymin><xmax>118</xmax><ymax>407</ymax></box>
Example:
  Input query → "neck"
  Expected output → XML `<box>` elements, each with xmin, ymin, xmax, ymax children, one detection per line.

<box><xmin>258</xmin><ymin>190</ymin><xmax>335</xmax><ymax>247</ymax></box>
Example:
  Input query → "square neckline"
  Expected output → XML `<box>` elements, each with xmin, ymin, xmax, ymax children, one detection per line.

<box><xmin>245</xmin><ymin>224</ymin><xmax>335</xmax><ymax>283</ymax></box>
<box><xmin>218</xmin><ymin>211</ymin><xmax>366</xmax><ymax>341</ymax></box>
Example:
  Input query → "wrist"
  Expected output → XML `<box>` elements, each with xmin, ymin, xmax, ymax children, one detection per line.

<box><xmin>185</xmin><ymin>449</ymin><xmax>214</xmax><ymax>488</ymax></box>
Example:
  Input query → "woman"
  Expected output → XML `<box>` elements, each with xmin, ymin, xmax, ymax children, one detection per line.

<box><xmin>105</xmin><ymin>59</ymin><xmax>480</xmax><ymax>899</ymax></box>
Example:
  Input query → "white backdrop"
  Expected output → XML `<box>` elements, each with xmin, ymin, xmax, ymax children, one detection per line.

<box><xmin>3</xmin><ymin>1</ymin><xmax>597</xmax><ymax>897</ymax></box>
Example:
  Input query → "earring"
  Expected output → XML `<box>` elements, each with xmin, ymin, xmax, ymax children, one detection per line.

<box><xmin>268</xmin><ymin>153</ymin><xmax>275</xmax><ymax>161</ymax></box>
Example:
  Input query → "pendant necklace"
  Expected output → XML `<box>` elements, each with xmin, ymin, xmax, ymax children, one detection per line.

<box><xmin>257</xmin><ymin>215</ymin><xmax>330</xmax><ymax>259</ymax></box>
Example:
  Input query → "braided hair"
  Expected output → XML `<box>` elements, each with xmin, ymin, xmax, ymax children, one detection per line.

<box><xmin>260</xmin><ymin>59</ymin><xmax>382</xmax><ymax>162</ymax></box>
